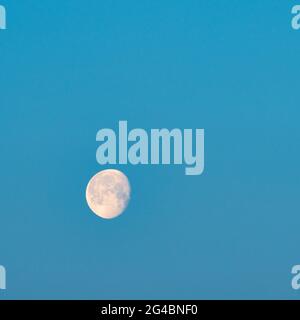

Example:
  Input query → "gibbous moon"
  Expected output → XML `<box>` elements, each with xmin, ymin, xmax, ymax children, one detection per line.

<box><xmin>86</xmin><ymin>169</ymin><xmax>131</xmax><ymax>219</ymax></box>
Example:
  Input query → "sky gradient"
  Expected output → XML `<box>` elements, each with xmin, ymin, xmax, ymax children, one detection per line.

<box><xmin>0</xmin><ymin>0</ymin><xmax>300</xmax><ymax>299</ymax></box>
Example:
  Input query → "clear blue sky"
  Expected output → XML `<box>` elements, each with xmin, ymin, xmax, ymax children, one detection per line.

<box><xmin>0</xmin><ymin>0</ymin><xmax>300</xmax><ymax>299</ymax></box>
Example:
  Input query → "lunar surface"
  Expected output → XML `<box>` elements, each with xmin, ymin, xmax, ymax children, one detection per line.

<box><xmin>86</xmin><ymin>169</ymin><xmax>131</xmax><ymax>219</ymax></box>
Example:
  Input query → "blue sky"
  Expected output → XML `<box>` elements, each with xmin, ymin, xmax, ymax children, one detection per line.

<box><xmin>0</xmin><ymin>0</ymin><xmax>300</xmax><ymax>299</ymax></box>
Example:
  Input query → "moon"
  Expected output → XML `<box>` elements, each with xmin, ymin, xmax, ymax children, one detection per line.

<box><xmin>86</xmin><ymin>169</ymin><xmax>131</xmax><ymax>219</ymax></box>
